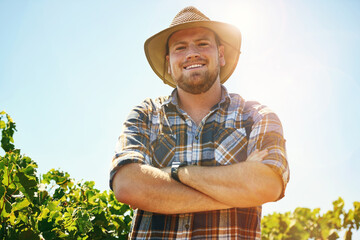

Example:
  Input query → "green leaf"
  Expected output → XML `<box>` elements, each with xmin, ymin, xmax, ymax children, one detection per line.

<box><xmin>13</xmin><ymin>198</ymin><xmax>30</xmax><ymax>211</ymax></box>
<box><xmin>353</xmin><ymin>202</ymin><xmax>360</xmax><ymax>229</ymax></box>
<box><xmin>5</xmin><ymin>114</ymin><xmax>14</xmax><ymax>123</ymax></box>
<box><xmin>0</xmin><ymin>185</ymin><xmax>5</xmax><ymax>199</ymax></box>
<box><xmin>333</xmin><ymin>197</ymin><xmax>344</xmax><ymax>212</ymax></box>
<box><xmin>84</xmin><ymin>181</ymin><xmax>95</xmax><ymax>189</ymax></box>
<box><xmin>0</xmin><ymin>120</ymin><xmax>5</xmax><ymax>129</ymax></box>
<box><xmin>9</xmin><ymin>211</ymin><xmax>17</xmax><ymax>224</ymax></box>
<box><xmin>75</xmin><ymin>210</ymin><xmax>93</xmax><ymax>234</ymax></box>
<box><xmin>16</xmin><ymin>171</ymin><xmax>38</xmax><ymax>201</ymax></box>
<box><xmin>1</xmin><ymin>198</ymin><xmax>12</xmax><ymax>218</ymax></box>
<box><xmin>1</xmin><ymin>118</ymin><xmax>16</xmax><ymax>152</ymax></box>
<box><xmin>41</xmin><ymin>229</ymin><xmax>58</xmax><ymax>240</ymax></box>
<box><xmin>23</xmin><ymin>164</ymin><xmax>37</xmax><ymax>176</ymax></box>
<box><xmin>0</xmin><ymin>158</ymin><xmax>5</xmax><ymax>168</ymax></box>
<box><xmin>38</xmin><ymin>208</ymin><xmax>50</xmax><ymax>221</ymax></box>
<box><xmin>92</xmin><ymin>210</ymin><xmax>108</xmax><ymax>226</ymax></box>
<box><xmin>343</xmin><ymin>209</ymin><xmax>354</xmax><ymax>226</ymax></box>
<box><xmin>18</xmin><ymin>229</ymin><xmax>41</xmax><ymax>240</ymax></box>
<box><xmin>46</xmin><ymin>201</ymin><xmax>59</xmax><ymax>212</ymax></box>
<box><xmin>119</xmin><ymin>203</ymin><xmax>131</xmax><ymax>215</ymax></box>
<box><xmin>53</xmin><ymin>187</ymin><xmax>65</xmax><ymax>199</ymax></box>
<box><xmin>1</xmin><ymin>166</ymin><xmax>9</xmax><ymax>186</ymax></box>
<box><xmin>38</xmin><ymin>216</ymin><xmax>55</xmax><ymax>232</ymax></box>
<box><xmin>19</xmin><ymin>212</ymin><xmax>28</xmax><ymax>223</ymax></box>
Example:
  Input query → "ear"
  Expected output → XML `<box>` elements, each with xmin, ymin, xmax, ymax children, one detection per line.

<box><xmin>166</xmin><ymin>55</ymin><xmax>171</xmax><ymax>74</ymax></box>
<box><xmin>218</xmin><ymin>45</ymin><xmax>225</xmax><ymax>67</ymax></box>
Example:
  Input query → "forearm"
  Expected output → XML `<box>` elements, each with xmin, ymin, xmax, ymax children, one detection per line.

<box><xmin>112</xmin><ymin>163</ymin><xmax>231</xmax><ymax>214</ymax></box>
<box><xmin>178</xmin><ymin>161</ymin><xmax>282</xmax><ymax>207</ymax></box>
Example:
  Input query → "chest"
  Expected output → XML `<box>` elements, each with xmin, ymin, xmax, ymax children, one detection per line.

<box><xmin>148</xmin><ymin>110</ymin><xmax>251</xmax><ymax>168</ymax></box>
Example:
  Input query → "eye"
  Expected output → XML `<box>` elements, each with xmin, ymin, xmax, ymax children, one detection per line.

<box><xmin>198</xmin><ymin>41</ymin><xmax>210</xmax><ymax>47</ymax></box>
<box><xmin>175</xmin><ymin>46</ymin><xmax>186</xmax><ymax>51</ymax></box>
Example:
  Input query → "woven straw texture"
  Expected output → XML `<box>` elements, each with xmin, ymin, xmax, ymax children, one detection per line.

<box><xmin>170</xmin><ymin>6</ymin><xmax>210</xmax><ymax>27</ymax></box>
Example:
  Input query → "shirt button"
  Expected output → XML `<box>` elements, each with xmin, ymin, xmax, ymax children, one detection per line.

<box><xmin>185</xmin><ymin>224</ymin><xmax>190</xmax><ymax>230</ymax></box>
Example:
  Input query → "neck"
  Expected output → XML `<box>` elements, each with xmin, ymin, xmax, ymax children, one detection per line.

<box><xmin>176</xmin><ymin>80</ymin><xmax>222</xmax><ymax>124</ymax></box>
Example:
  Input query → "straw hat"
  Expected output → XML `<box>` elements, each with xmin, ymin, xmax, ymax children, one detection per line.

<box><xmin>144</xmin><ymin>6</ymin><xmax>242</xmax><ymax>88</ymax></box>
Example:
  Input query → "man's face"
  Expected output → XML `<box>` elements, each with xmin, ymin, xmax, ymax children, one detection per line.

<box><xmin>166</xmin><ymin>27</ymin><xmax>225</xmax><ymax>94</ymax></box>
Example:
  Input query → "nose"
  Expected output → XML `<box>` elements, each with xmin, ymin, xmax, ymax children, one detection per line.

<box><xmin>186</xmin><ymin>44</ymin><xmax>200</xmax><ymax>60</ymax></box>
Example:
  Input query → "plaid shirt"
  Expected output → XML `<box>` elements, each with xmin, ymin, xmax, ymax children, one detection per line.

<box><xmin>110</xmin><ymin>86</ymin><xmax>289</xmax><ymax>239</ymax></box>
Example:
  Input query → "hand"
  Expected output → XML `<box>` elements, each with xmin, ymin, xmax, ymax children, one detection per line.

<box><xmin>246</xmin><ymin>149</ymin><xmax>268</xmax><ymax>162</ymax></box>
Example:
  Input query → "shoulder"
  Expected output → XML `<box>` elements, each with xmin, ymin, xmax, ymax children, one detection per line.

<box><xmin>244</xmin><ymin>100</ymin><xmax>277</xmax><ymax>120</ymax></box>
<box><xmin>135</xmin><ymin>96</ymin><xmax>169</xmax><ymax>111</ymax></box>
<box><xmin>244</xmin><ymin>100</ymin><xmax>283</xmax><ymax>134</ymax></box>
<box><xmin>228</xmin><ymin>93</ymin><xmax>282</xmax><ymax>129</ymax></box>
<box><xmin>121</xmin><ymin>96</ymin><xmax>171</xmax><ymax>138</ymax></box>
<box><xmin>128</xmin><ymin>96</ymin><xmax>169</xmax><ymax>115</ymax></box>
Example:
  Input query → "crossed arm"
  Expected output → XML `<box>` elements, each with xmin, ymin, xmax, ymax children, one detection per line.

<box><xmin>112</xmin><ymin>149</ymin><xmax>283</xmax><ymax>214</ymax></box>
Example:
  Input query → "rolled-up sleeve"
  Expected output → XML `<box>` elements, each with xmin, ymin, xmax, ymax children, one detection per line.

<box><xmin>109</xmin><ymin>100</ymin><xmax>152</xmax><ymax>190</ymax></box>
<box><xmin>246</xmin><ymin>104</ymin><xmax>290</xmax><ymax>200</ymax></box>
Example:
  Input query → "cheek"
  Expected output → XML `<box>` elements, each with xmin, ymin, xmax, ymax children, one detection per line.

<box><xmin>169</xmin><ymin>57</ymin><xmax>181</xmax><ymax>71</ymax></box>
<box><xmin>168</xmin><ymin>62</ymin><xmax>178</xmax><ymax>75</ymax></box>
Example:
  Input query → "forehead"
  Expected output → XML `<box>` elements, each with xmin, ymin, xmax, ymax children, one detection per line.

<box><xmin>168</xmin><ymin>27</ymin><xmax>216</xmax><ymax>46</ymax></box>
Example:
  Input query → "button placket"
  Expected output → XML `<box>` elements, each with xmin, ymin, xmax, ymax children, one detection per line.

<box><xmin>183</xmin><ymin>214</ymin><xmax>191</xmax><ymax>231</ymax></box>
<box><xmin>191</xmin><ymin>124</ymin><xmax>200</xmax><ymax>164</ymax></box>
<box><xmin>177</xmin><ymin>213</ymin><xmax>191</xmax><ymax>237</ymax></box>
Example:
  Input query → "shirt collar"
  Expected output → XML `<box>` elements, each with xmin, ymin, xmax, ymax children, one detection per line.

<box><xmin>162</xmin><ymin>85</ymin><xmax>231</xmax><ymax>108</ymax></box>
<box><xmin>161</xmin><ymin>88</ymin><xmax>179</xmax><ymax>107</ymax></box>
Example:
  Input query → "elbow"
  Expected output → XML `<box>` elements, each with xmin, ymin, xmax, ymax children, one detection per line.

<box><xmin>113</xmin><ymin>183</ymin><xmax>131</xmax><ymax>204</ymax></box>
<box><xmin>112</xmin><ymin>179</ymin><xmax>130</xmax><ymax>204</ymax></box>
<box><xmin>256</xmin><ymin>164</ymin><xmax>284</xmax><ymax>204</ymax></box>
<box><xmin>261</xmin><ymin>183</ymin><xmax>282</xmax><ymax>203</ymax></box>
<box><xmin>112</xmin><ymin>167</ymin><xmax>137</xmax><ymax>205</ymax></box>
<box><xmin>256</xmin><ymin>176</ymin><xmax>283</xmax><ymax>204</ymax></box>
<box><xmin>238</xmin><ymin>176</ymin><xmax>283</xmax><ymax>207</ymax></box>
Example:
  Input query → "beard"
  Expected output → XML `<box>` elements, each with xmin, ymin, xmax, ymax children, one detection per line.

<box><xmin>173</xmin><ymin>65</ymin><xmax>220</xmax><ymax>95</ymax></box>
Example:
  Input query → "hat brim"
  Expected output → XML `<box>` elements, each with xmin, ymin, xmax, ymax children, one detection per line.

<box><xmin>144</xmin><ymin>21</ymin><xmax>242</xmax><ymax>88</ymax></box>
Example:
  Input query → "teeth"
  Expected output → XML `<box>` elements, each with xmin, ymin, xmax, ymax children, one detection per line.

<box><xmin>185</xmin><ymin>64</ymin><xmax>203</xmax><ymax>70</ymax></box>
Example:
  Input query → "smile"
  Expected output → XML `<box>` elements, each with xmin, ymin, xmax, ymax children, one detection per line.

<box><xmin>184</xmin><ymin>64</ymin><xmax>205</xmax><ymax>70</ymax></box>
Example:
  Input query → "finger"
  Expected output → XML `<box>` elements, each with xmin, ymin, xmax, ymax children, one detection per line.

<box><xmin>247</xmin><ymin>149</ymin><xmax>268</xmax><ymax>162</ymax></box>
<box><xmin>258</xmin><ymin>149</ymin><xmax>269</xmax><ymax>156</ymax></box>
<box><xmin>256</xmin><ymin>150</ymin><xmax>268</xmax><ymax>160</ymax></box>
<box><xmin>248</xmin><ymin>149</ymin><xmax>259</xmax><ymax>158</ymax></box>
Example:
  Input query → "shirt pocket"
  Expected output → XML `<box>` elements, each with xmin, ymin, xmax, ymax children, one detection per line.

<box><xmin>214</xmin><ymin>127</ymin><xmax>248</xmax><ymax>165</ymax></box>
<box><xmin>150</xmin><ymin>133</ymin><xmax>176</xmax><ymax>168</ymax></box>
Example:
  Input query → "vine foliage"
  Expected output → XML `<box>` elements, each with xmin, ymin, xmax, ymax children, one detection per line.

<box><xmin>262</xmin><ymin>198</ymin><xmax>360</xmax><ymax>239</ymax></box>
<box><xmin>0</xmin><ymin>111</ymin><xmax>132</xmax><ymax>239</ymax></box>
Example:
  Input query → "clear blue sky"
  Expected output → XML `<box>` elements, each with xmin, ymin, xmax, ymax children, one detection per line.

<box><xmin>1</xmin><ymin>0</ymin><xmax>359</xmax><ymax>220</ymax></box>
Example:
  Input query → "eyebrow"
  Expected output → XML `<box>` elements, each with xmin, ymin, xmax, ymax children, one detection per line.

<box><xmin>170</xmin><ymin>37</ymin><xmax>212</xmax><ymax>47</ymax></box>
<box><xmin>171</xmin><ymin>41</ymin><xmax>187</xmax><ymax>47</ymax></box>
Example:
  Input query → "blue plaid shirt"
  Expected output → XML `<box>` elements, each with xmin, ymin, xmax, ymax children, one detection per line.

<box><xmin>110</xmin><ymin>86</ymin><xmax>289</xmax><ymax>239</ymax></box>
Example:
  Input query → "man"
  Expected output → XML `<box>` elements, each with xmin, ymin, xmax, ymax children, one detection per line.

<box><xmin>110</xmin><ymin>6</ymin><xmax>289</xmax><ymax>239</ymax></box>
